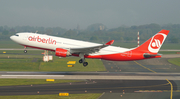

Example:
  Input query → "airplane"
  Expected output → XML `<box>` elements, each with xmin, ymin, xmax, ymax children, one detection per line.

<box><xmin>10</xmin><ymin>29</ymin><xmax>169</xmax><ymax>67</ymax></box>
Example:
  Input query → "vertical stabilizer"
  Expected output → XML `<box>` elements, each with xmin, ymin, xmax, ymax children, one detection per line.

<box><xmin>134</xmin><ymin>29</ymin><xmax>170</xmax><ymax>54</ymax></box>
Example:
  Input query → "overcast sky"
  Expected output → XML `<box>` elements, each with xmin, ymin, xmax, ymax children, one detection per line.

<box><xmin>0</xmin><ymin>0</ymin><xmax>179</xmax><ymax>29</ymax></box>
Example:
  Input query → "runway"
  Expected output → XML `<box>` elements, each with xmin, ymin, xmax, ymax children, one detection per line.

<box><xmin>1</xmin><ymin>71</ymin><xmax>180</xmax><ymax>80</ymax></box>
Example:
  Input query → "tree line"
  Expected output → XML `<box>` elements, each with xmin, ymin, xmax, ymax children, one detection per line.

<box><xmin>0</xmin><ymin>23</ymin><xmax>180</xmax><ymax>43</ymax></box>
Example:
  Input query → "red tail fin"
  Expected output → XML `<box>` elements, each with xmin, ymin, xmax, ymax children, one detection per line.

<box><xmin>134</xmin><ymin>29</ymin><xmax>170</xmax><ymax>54</ymax></box>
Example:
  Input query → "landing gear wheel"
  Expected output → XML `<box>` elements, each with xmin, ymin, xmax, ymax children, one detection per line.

<box><xmin>79</xmin><ymin>59</ymin><xmax>83</xmax><ymax>63</ymax></box>
<box><xmin>83</xmin><ymin>62</ymin><xmax>88</xmax><ymax>67</ymax></box>
<box><xmin>24</xmin><ymin>50</ymin><xmax>27</xmax><ymax>53</ymax></box>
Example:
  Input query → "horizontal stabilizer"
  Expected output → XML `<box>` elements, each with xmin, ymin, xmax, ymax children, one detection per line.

<box><xmin>144</xmin><ymin>53</ymin><xmax>162</xmax><ymax>58</ymax></box>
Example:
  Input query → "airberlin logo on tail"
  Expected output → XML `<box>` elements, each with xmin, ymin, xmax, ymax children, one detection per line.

<box><xmin>28</xmin><ymin>36</ymin><xmax>56</xmax><ymax>45</ymax></box>
<box><xmin>148</xmin><ymin>33</ymin><xmax>166</xmax><ymax>53</ymax></box>
<box><xmin>151</xmin><ymin>39</ymin><xmax>161</xmax><ymax>48</ymax></box>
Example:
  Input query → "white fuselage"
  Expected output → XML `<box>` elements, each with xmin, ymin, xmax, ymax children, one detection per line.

<box><xmin>10</xmin><ymin>33</ymin><xmax>131</xmax><ymax>55</ymax></box>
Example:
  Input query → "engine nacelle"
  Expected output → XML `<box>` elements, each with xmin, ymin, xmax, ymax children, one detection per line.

<box><xmin>55</xmin><ymin>48</ymin><xmax>71</xmax><ymax>57</ymax></box>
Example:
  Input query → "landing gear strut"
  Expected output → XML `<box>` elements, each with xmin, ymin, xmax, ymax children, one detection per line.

<box><xmin>24</xmin><ymin>46</ymin><xmax>27</xmax><ymax>53</ymax></box>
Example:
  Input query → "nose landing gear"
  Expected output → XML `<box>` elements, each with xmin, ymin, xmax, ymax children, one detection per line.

<box><xmin>24</xmin><ymin>50</ymin><xmax>27</xmax><ymax>53</ymax></box>
<box><xmin>24</xmin><ymin>46</ymin><xmax>27</xmax><ymax>53</ymax></box>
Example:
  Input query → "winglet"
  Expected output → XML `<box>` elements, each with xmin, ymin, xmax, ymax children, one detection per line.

<box><xmin>105</xmin><ymin>40</ymin><xmax>114</xmax><ymax>45</ymax></box>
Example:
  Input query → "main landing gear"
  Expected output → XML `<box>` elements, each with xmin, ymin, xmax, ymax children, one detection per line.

<box><xmin>79</xmin><ymin>59</ymin><xmax>88</xmax><ymax>67</ymax></box>
<box><xmin>24</xmin><ymin>46</ymin><xmax>27</xmax><ymax>53</ymax></box>
<box><xmin>79</xmin><ymin>53</ymin><xmax>88</xmax><ymax>67</ymax></box>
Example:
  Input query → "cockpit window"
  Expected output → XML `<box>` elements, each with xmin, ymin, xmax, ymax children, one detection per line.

<box><xmin>15</xmin><ymin>34</ymin><xmax>19</xmax><ymax>36</ymax></box>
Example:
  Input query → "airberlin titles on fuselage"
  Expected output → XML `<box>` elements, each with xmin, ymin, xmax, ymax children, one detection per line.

<box><xmin>28</xmin><ymin>36</ymin><xmax>56</xmax><ymax>45</ymax></box>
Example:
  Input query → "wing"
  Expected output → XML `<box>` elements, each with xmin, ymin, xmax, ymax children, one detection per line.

<box><xmin>70</xmin><ymin>40</ymin><xmax>114</xmax><ymax>54</ymax></box>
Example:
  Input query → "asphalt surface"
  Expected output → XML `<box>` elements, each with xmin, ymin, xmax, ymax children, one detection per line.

<box><xmin>0</xmin><ymin>80</ymin><xmax>175</xmax><ymax>95</ymax></box>
<box><xmin>0</xmin><ymin>79</ymin><xmax>180</xmax><ymax>99</ymax></box>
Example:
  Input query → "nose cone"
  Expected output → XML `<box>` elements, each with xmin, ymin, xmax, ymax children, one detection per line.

<box><xmin>10</xmin><ymin>35</ymin><xmax>13</xmax><ymax>40</ymax></box>
<box><xmin>10</xmin><ymin>35</ymin><xmax>15</xmax><ymax>41</ymax></box>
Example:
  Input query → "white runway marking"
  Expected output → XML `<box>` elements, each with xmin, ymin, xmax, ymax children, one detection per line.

<box><xmin>0</xmin><ymin>77</ymin><xmax>17</xmax><ymax>78</ymax></box>
<box><xmin>6</xmin><ymin>72</ymin><xmax>39</xmax><ymax>73</ymax></box>
<box><xmin>1</xmin><ymin>75</ymin><xmax>64</xmax><ymax>77</ymax></box>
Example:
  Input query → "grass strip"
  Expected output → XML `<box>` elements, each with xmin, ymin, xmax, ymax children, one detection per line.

<box><xmin>0</xmin><ymin>93</ymin><xmax>102</xmax><ymax>99</ymax></box>
<box><xmin>0</xmin><ymin>57</ymin><xmax>106</xmax><ymax>72</ymax></box>
<box><xmin>40</xmin><ymin>57</ymin><xmax>106</xmax><ymax>72</ymax></box>
<box><xmin>0</xmin><ymin>79</ymin><xmax>83</xmax><ymax>86</ymax></box>
<box><xmin>159</xmin><ymin>51</ymin><xmax>179</xmax><ymax>54</ymax></box>
<box><xmin>168</xmin><ymin>58</ymin><xmax>180</xmax><ymax>67</ymax></box>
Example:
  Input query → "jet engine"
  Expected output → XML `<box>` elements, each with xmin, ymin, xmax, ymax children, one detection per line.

<box><xmin>55</xmin><ymin>48</ymin><xmax>71</xmax><ymax>57</ymax></box>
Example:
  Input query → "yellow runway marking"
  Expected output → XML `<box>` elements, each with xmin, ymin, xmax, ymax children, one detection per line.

<box><xmin>46</xmin><ymin>79</ymin><xmax>55</xmax><ymax>82</ymax></box>
<box><xmin>166</xmin><ymin>79</ymin><xmax>173</xmax><ymax>99</ymax></box>
<box><xmin>133</xmin><ymin>61</ymin><xmax>174</xmax><ymax>99</ymax></box>
<box><xmin>134</xmin><ymin>61</ymin><xmax>157</xmax><ymax>73</ymax></box>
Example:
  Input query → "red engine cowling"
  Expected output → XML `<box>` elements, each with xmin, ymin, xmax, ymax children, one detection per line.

<box><xmin>55</xmin><ymin>48</ymin><xmax>71</xmax><ymax>57</ymax></box>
